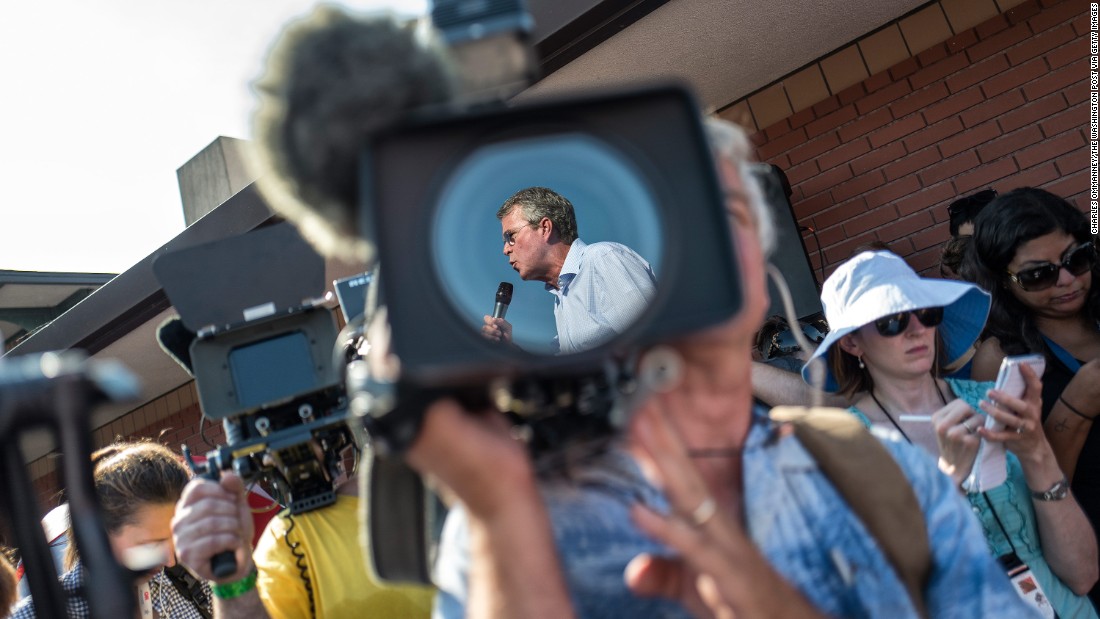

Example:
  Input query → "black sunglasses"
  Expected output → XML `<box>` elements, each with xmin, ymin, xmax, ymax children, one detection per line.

<box><xmin>873</xmin><ymin>307</ymin><xmax>945</xmax><ymax>337</ymax></box>
<box><xmin>1006</xmin><ymin>242</ymin><xmax>1097</xmax><ymax>292</ymax></box>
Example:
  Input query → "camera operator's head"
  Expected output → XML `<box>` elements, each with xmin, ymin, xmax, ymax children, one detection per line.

<box><xmin>496</xmin><ymin>186</ymin><xmax>579</xmax><ymax>284</ymax></box>
<box><xmin>251</xmin><ymin>5</ymin><xmax>458</xmax><ymax>265</ymax></box>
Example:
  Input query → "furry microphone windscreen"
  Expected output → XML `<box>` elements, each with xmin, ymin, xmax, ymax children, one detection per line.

<box><xmin>250</xmin><ymin>6</ymin><xmax>460</xmax><ymax>265</ymax></box>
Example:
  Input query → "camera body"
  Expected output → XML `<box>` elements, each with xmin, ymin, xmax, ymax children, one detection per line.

<box><xmin>155</xmin><ymin>222</ymin><xmax>355</xmax><ymax>514</ymax></box>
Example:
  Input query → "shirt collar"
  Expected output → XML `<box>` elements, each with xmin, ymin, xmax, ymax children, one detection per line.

<box><xmin>550</xmin><ymin>238</ymin><xmax>586</xmax><ymax>291</ymax></box>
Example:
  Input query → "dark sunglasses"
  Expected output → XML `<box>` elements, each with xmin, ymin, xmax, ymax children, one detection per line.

<box><xmin>1006</xmin><ymin>242</ymin><xmax>1097</xmax><ymax>292</ymax></box>
<box><xmin>873</xmin><ymin>307</ymin><xmax>945</xmax><ymax>337</ymax></box>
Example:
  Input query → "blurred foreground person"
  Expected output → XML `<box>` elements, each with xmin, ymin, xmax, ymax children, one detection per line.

<box><xmin>421</xmin><ymin>119</ymin><xmax>1033</xmax><ymax>618</ymax></box>
<box><xmin>12</xmin><ymin>440</ymin><xmax>210</xmax><ymax>619</ymax></box>
<box><xmin>808</xmin><ymin>250</ymin><xmax>1097</xmax><ymax>617</ymax></box>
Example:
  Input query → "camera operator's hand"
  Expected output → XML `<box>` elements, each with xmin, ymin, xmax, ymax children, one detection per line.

<box><xmin>625</xmin><ymin>400</ymin><xmax>825</xmax><ymax>619</ymax></box>
<box><xmin>406</xmin><ymin>398</ymin><xmax>576</xmax><ymax>619</ymax></box>
<box><xmin>171</xmin><ymin>474</ymin><xmax>255</xmax><ymax>584</ymax></box>
<box><xmin>481</xmin><ymin>316</ymin><xmax>513</xmax><ymax>345</ymax></box>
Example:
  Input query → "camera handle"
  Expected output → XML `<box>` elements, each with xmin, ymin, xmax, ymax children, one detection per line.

<box><xmin>181</xmin><ymin>445</ymin><xmax>238</xmax><ymax>578</ymax></box>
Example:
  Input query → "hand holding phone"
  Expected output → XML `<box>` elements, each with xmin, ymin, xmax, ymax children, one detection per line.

<box><xmin>986</xmin><ymin>354</ymin><xmax>1046</xmax><ymax>432</ymax></box>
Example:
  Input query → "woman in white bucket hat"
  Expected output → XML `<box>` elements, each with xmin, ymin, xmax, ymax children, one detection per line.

<box><xmin>802</xmin><ymin>250</ymin><xmax>1097</xmax><ymax>618</ymax></box>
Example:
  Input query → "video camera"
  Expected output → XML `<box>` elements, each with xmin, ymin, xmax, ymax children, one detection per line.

<box><xmin>153</xmin><ymin>222</ymin><xmax>356</xmax><ymax>517</ymax></box>
<box><xmin>329</xmin><ymin>0</ymin><xmax>746</xmax><ymax>584</ymax></box>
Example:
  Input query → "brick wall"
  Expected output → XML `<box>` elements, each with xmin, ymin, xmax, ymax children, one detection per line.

<box><xmin>736</xmin><ymin>0</ymin><xmax>1088</xmax><ymax>276</ymax></box>
<box><xmin>29</xmin><ymin>381</ymin><xmax>213</xmax><ymax>515</ymax></box>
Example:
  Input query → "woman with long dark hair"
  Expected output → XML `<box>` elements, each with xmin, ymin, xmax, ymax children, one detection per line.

<box><xmin>964</xmin><ymin>186</ymin><xmax>1100</xmax><ymax>606</ymax></box>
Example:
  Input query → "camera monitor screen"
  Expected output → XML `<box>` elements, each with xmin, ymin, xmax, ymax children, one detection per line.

<box><xmin>228</xmin><ymin>331</ymin><xmax>318</xmax><ymax>409</ymax></box>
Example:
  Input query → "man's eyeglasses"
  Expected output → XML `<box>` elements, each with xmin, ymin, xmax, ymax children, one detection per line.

<box><xmin>1006</xmin><ymin>241</ymin><xmax>1097</xmax><ymax>292</ymax></box>
<box><xmin>502</xmin><ymin>224</ymin><xmax>536</xmax><ymax>246</ymax></box>
<box><xmin>873</xmin><ymin>307</ymin><xmax>944</xmax><ymax>337</ymax></box>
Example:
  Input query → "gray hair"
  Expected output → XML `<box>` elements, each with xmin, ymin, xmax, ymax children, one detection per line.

<box><xmin>497</xmin><ymin>187</ymin><xmax>579</xmax><ymax>245</ymax></box>
<box><xmin>703</xmin><ymin>118</ymin><xmax>777</xmax><ymax>258</ymax></box>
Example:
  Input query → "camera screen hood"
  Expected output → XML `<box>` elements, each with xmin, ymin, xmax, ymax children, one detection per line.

<box><xmin>362</xmin><ymin>83</ymin><xmax>743</xmax><ymax>385</ymax></box>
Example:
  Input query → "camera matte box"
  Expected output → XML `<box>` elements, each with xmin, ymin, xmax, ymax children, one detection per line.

<box><xmin>361</xmin><ymin>83</ymin><xmax>743</xmax><ymax>384</ymax></box>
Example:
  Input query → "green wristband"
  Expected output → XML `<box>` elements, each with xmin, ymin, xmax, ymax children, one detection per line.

<box><xmin>210</xmin><ymin>568</ymin><xmax>258</xmax><ymax>600</ymax></box>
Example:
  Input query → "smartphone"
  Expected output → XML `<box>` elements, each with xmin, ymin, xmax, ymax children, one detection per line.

<box><xmin>987</xmin><ymin>353</ymin><xmax>1046</xmax><ymax>432</ymax></box>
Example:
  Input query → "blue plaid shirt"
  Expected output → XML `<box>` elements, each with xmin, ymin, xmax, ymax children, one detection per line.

<box><xmin>435</xmin><ymin>407</ymin><xmax>1037</xmax><ymax>618</ymax></box>
<box><xmin>546</xmin><ymin>239</ymin><xmax>656</xmax><ymax>354</ymax></box>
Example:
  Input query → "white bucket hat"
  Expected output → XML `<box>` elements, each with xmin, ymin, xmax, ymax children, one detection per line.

<box><xmin>801</xmin><ymin>250</ymin><xmax>991</xmax><ymax>392</ymax></box>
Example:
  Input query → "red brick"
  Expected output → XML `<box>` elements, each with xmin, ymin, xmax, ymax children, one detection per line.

<box><xmin>816</xmin><ymin>137</ymin><xmax>873</xmax><ymax>172</ymax></box>
<box><xmin>924</xmin><ymin>87</ymin><xmax>986</xmax><ymax>125</ymax></box>
<box><xmin>793</xmin><ymin>191</ymin><xmax>835</xmax><ymax>220</ymax></box>
<box><xmin>938</xmin><ymin>121</ymin><xmax>1002</xmax><ymax>158</ymax></box>
<box><xmin>960</xmin><ymin>90</ymin><xmax>1028</xmax><ymax>128</ymax></box>
<box><xmin>864</xmin><ymin>70</ymin><xmax>893</xmax><ymax>94</ymax></box>
<box><xmin>837</xmin><ymin>83</ymin><xmax>867</xmax><ymax>106</ymax></box>
<box><xmin>765</xmin><ymin>119</ymin><xmax>794</xmax><ymax>141</ymax></box>
<box><xmin>883</xmin><ymin>146</ymin><xmax>942</xmax><ymax>181</ymax></box>
<box><xmin>757</xmin><ymin>127</ymin><xmax>809</xmax><ymax>160</ymax></box>
<box><xmin>805</xmin><ymin>104</ymin><xmax>858</xmax><ymax>138</ymax></box>
<box><xmin>815</xmin><ymin>201</ymin><xmax>866</xmax><ymax>230</ymax></box>
<box><xmin>865</xmin><ymin>175</ymin><xmax>922</xmax><ymax>209</ymax></box>
<box><xmin>801</xmin><ymin>164</ymin><xmax>855</xmax><ymax>198</ymax></box>
<box><xmin>770</xmin><ymin>153</ymin><xmax>792</xmax><ymax>171</ymax></box>
<box><xmin>1065</xmin><ymin>81</ymin><xmax>1088</xmax><ymax>105</ymax></box>
<box><xmin>980</xmin><ymin>57</ymin><xmax>1048</xmax><ymax>98</ymax></box>
<box><xmin>910</xmin><ymin>248</ymin><xmax>944</xmax><ymax>275</ymax></box>
<box><xmin>1014</xmin><ymin>131</ymin><xmax>1086</xmax><ymax>168</ymax></box>
<box><xmin>1042</xmin><ymin>34</ymin><xmax>1086</xmax><ymax>70</ymax></box>
<box><xmin>1044</xmin><ymin>170</ymin><xmax>1088</xmax><ymax>199</ymax></box>
<box><xmin>850</xmin><ymin>141</ymin><xmax>906</xmax><ymax>176</ymax></box>
<box><xmin>838</xmin><ymin>107</ymin><xmax>893</xmax><ymax>142</ymax></box>
<box><xmin>750</xmin><ymin>131</ymin><xmax>767</xmax><ymax>147</ymax></box>
<box><xmin>1055</xmin><ymin>149</ymin><xmax>1088</xmax><ymax>175</ymax></box>
<box><xmin>876</xmin><ymin>210</ymin><xmax>936</xmax><ymax>243</ymax></box>
<box><xmin>825</xmin><ymin>231</ymin><xmax>880</xmax><ymax>265</ymax></box>
<box><xmin>919</xmin><ymin>151</ymin><xmax>981</xmax><ymax>186</ymax></box>
<box><xmin>1029</xmin><ymin>0</ymin><xmax>1087</xmax><ymax>33</ymax></box>
<box><xmin>1005</xmin><ymin>1</ymin><xmax>1042</xmax><ymax>26</ymax></box>
<box><xmin>967</xmin><ymin>23</ymin><xmax>1031</xmax><ymax>62</ymax></box>
<box><xmin>844</xmin><ymin>204</ymin><xmax>901</xmax><ymax>236</ymax></box>
<box><xmin>998</xmin><ymin>92</ymin><xmax>1069</xmax><ymax>132</ymax></box>
<box><xmin>1009</xmin><ymin>23</ymin><xmax>1078</xmax><ymax>66</ymax></box>
<box><xmin>813</xmin><ymin>95</ymin><xmax>841</xmax><ymax>117</ymax></box>
<box><xmin>976</xmin><ymin>125</ymin><xmax>1045</xmax><ymax>162</ymax></box>
<box><xmin>831</xmin><ymin>170</ymin><xmax>888</xmax><ymax>202</ymax></box>
<box><xmin>1001</xmin><ymin>162</ymin><xmax>1061</xmax><ymax>190</ymax></box>
<box><xmin>785</xmin><ymin>159</ymin><xmax>820</xmax><ymax>186</ymax></box>
<box><xmin>976</xmin><ymin>14</ymin><xmax>1010</xmax><ymax>39</ymax></box>
<box><xmin>1040</xmin><ymin>104</ymin><xmax>1087</xmax><ymax>137</ymax></box>
<box><xmin>789</xmin><ymin>132</ymin><xmax>843</xmax><ymax>166</ymax></box>
<box><xmin>910</xmin><ymin>225</ymin><xmax>951</xmax><ymax>252</ymax></box>
<box><xmin>869</xmin><ymin>115</ymin><xmax>927</xmax><ymax>148</ymax></box>
<box><xmin>947</xmin><ymin>55</ymin><xmax>1012</xmax><ymax>94</ymax></box>
<box><xmin>910</xmin><ymin>52</ymin><xmax>971</xmax><ymax>90</ymax></box>
<box><xmin>891</xmin><ymin>82</ymin><xmax>950</xmax><ymax>119</ymax></box>
<box><xmin>1072</xmin><ymin>12</ymin><xmax>1090</xmax><ymax>36</ymax></box>
<box><xmin>788</xmin><ymin>107</ymin><xmax>816</xmax><ymax>130</ymax></box>
<box><xmin>1024</xmin><ymin>57</ymin><xmax>1087</xmax><ymax>101</ymax></box>
<box><xmin>917</xmin><ymin>43</ymin><xmax>950</xmax><ymax>68</ymax></box>
<box><xmin>890</xmin><ymin>57</ymin><xmax>920</xmax><ymax>81</ymax></box>
<box><xmin>945</xmin><ymin>30</ymin><xmax>980</xmax><ymax>55</ymax></box>
<box><xmin>855</xmin><ymin>80</ymin><xmax>913</xmax><ymax>115</ymax></box>
<box><xmin>954</xmin><ymin>158</ymin><xmax>1019</xmax><ymax>193</ymax></box>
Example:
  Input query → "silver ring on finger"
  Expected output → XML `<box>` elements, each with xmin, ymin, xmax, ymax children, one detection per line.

<box><xmin>963</xmin><ymin>420</ymin><xmax>976</xmax><ymax>434</ymax></box>
<box><xmin>690</xmin><ymin>496</ymin><xmax>717</xmax><ymax>527</ymax></box>
<box><xmin>1015</xmin><ymin>424</ymin><xmax>1024</xmax><ymax>434</ymax></box>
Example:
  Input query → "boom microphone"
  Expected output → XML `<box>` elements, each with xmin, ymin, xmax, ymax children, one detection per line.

<box><xmin>493</xmin><ymin>282</ymin><xmax>513</xmax><ymax>319</ymax></box>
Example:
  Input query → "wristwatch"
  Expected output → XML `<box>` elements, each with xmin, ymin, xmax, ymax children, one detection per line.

<box><xmin>1030</xmin><ymin>477</ymin><xmax>1070</xmax><ymax>501</ymax></box>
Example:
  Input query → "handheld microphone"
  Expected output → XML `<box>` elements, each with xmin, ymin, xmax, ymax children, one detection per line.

<box><xmin>492</xmin><ymin>282</ymin><xmax>513</xmax><ymax>319</ymax></box>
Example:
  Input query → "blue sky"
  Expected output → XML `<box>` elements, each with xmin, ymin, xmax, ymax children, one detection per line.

<box><xmin>0</xmin><ymin>0</ymin><xmax>426</xmax><ymax>273</ymax></box>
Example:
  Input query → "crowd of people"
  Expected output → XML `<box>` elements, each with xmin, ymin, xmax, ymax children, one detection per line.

<box><xmin>3</xmin><ymin>4</ymin><xmax>1098</xmax><ymax>619</ymax></box>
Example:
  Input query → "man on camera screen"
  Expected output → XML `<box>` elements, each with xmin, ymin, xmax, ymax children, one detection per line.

<box><xmin>481</xmin><ymin>186</ymin><xmax>656</xmax><ymax>354</ymax></box>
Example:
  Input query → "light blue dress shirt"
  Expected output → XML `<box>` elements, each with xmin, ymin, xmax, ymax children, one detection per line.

<box><xmin>546</xmin><ymin>239</ymin><xmax>656</xmax><ymax>354</ymax></box>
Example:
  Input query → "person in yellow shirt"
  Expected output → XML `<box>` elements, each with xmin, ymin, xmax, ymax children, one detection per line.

<box><xmin>172</xmin><ymin>467</ymin><xmax>434</xmax><ymax>619</ymax></box>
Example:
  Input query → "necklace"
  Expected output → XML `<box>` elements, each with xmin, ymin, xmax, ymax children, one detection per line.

<box><xmin>868</xmin><ymin>378</ymin><xmax>948</xmax><ymax>445</ymax></box>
